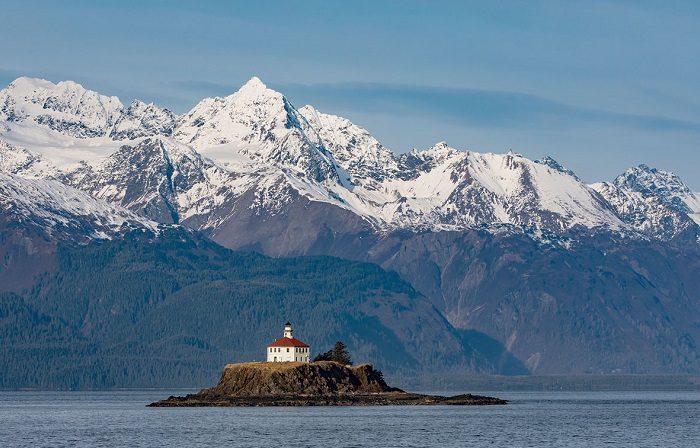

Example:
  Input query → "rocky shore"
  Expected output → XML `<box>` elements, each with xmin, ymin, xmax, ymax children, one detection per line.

<box><xmin>148</xmin><ymin>361</ymin><xmax>506</xmax><ymax>407</ymax></box>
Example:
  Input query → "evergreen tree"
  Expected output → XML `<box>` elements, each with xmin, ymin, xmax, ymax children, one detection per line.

<box><xmin>313</xmin><ymin>341</ymin><xmax>352</xmax><ymax>365</ymax></box>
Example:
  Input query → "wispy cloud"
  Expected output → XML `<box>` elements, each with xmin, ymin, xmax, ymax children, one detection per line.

<box><xmin>278</xmin><ymin>82</ymin><xmax>700</xmax><ymax>133</ymax></box>
<box><xmin>169</xmin><ymin>80</ymin><xmax>239</xmax><ymax>98</ymax></box>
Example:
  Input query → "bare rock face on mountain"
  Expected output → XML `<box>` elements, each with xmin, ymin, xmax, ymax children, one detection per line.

<box><xmin>362</xmin><ymin>228</ymin><xmax>700</xmax><ymax>374</ymax></box>
<box><xmin>67</xmin><ymin>138</ymin><xmax>224</xmax><ymax>224</ymax></box>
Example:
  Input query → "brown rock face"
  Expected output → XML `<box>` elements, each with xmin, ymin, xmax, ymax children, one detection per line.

<box><xmin>201</xmin><ymin>361</ymin><xmax>398</xmax><ymax>397</ymax></box>
<box><xmin>149</xmin><ymin>361</ymin><xmax>508</xmax><ymax>406</ymax></box>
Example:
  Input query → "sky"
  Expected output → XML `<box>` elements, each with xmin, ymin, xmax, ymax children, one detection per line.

<box><xmin>1</xmin><ymin>0</ymin><xmax>699</xmax><ymax>188</ymax></box>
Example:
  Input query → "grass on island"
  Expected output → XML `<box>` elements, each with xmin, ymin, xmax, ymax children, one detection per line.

<box><xmin>223</xmin><ymin>361</ymin><xmax>364</xmax><ymax>372</ymax></box>
<box><xmin>224</xmin><ymin>361</ymin><xmax>308</xmax><ymax>371</ymax></box>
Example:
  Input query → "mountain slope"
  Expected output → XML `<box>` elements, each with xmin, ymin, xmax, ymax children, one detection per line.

<box><xmin>360</xmin><ymin>228</ymin><xmax>700</xmax><ymax>374</ymax></box>
<box><xmin>0</xmin><ymin>171</ymin><xmax>156</xmax><ymax>240</ymax></box>
<box><xmin>616</xmin><ymin>164</ymin><xmax>700</xmax><ymax>224</ymax></box>
<box><xmin>0</xmin><ymin>171</ymin><xmax>157</xmax><ymax>294</ymax></box>
<box><xmin>2</xmin><ymin>75</ymin><xmax>700</xmax><ymax>377</ymax></box>
<box><xmin>0</xmin><ymin>228</ymin><xmax>526</xmax><ymax>389</ymax></box>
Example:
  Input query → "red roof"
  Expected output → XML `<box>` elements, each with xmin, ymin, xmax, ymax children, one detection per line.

<box><xmin>267</xmin><ymin>337</ymin><xmax>309</xmax><ymax>348</ymax></box>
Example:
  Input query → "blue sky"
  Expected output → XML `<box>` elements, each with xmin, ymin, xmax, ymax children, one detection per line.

<box><xmin>2</xmin><ymin>0</ymin><xmax>699</xmax><ymax>188</ymax></box>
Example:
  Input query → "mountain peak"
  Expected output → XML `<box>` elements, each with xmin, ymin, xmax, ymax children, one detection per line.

<box><xmin>8</xmin><ymin>76</ymin><xmax>57</xmax><ymax>92</ymax></box>
<box><xmin>611</xmin><ymin>164</ymin><xmax>700</xmax><ymax>224</ymax></box>
<box><xmin>174</xmin><ymin>75</ymin><xmax>292</xmax><ymax>151</ymax></box>
<box><xmin>616</xmin><ymin>164</ymin><xmax>691</xmax><ymax>194</ymax></box>
<box><xmin>535</xmin><ymin>156</ymin><xmax>578</xmax><ymax>179</ymax></box>
<box><xmin>423</xmin><ymin>141</ymin><xmax>456</xmax><ymax>157</ymax></box>
<box><xmin>237</xmin><ymin>76</ymin><xmax>270</xmax><ymax>95</ymax></box>
<box><xmin>55</xmin><ymin>79</ymin><xmax>89</xmax><ymax>93</ymax></box>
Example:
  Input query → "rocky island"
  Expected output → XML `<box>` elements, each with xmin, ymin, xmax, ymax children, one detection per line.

<box><xmin>149</xmin><ymin>361</ymin><xmax>506</xmax><ymax>407</ymax></box>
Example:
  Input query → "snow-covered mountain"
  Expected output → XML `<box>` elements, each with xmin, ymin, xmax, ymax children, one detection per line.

<box><xmin>0</xmin><ymin>77</ymin><xmax>123</xmax><ymax>138</ymax></box>
<box><xmin>614</xmin><ymin>165</ymin><xmax>700</xmax><ymax>225</ymax></box>
<box><xmin>173</xmin><ymin>77</ymin><xmax>339</xmax><ymax>184</ymax></box>
<box><xmin>0</xmin><ymin>170</ymin><xmax>157</xmax><ymax>241</ymax></box>
<box><xmin>110</xmin><ymin>100</ymin><xmax>179</xmax><ymax>140</ymax></box>
<box><xmin>298</xmin><ymin>104</ymin><xmax>403</xmax><ymax>182</ymax></box>
<box><xmin>0</xmin><ymin>76</ymin><xmax>698</xmax><ymax>245</ymax></box>
<box><xmin>591</xmin><ymin>165</ymin><xmax>700</xmax><ymax>242</ymax></box>
<box><xmin>3</xmin><ymin>76</ymin><xmax>700</xmax><ymax>376</ymax></box>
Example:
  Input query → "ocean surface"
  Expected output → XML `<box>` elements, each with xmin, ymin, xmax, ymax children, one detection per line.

<box><xmin>1</xmin><ymin>390</ymin><xmax>699</xmax><ymax>447</ymax></box>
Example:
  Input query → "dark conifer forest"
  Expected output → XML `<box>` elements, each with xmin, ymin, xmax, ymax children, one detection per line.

<box><xmin>0</xmin><ymin>228</ymin><xmax>524</xmax><ymax>389</ymax></box>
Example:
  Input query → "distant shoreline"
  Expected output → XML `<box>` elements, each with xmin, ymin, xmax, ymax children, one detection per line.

<box><xmin>394</xmin><ymin>374</ymin><xmax>700</xmax><ymax>392</ymax></box>
<box><xmin>3</xmin><ymin>374</ymin><xmax>700</xmax><ymax>392</ymax></box>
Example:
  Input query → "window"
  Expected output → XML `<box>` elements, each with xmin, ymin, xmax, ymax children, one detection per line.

<box><xmin>287</xmin><ymin>348</ymin><xmax>289</xmax><ymax>352</ymax></box>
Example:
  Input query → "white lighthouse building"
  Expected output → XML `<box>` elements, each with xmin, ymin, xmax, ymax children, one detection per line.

<box><xmin>266</xmin><ymin>322</ymin><xmax>311</xmax><ymax>363</ymax></box>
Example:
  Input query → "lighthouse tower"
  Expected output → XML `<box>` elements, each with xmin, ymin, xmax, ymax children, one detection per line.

<box><xmin>267</xmin><ymin>322</ymin><xmax>311</xmax><ymax>363</ymax></box>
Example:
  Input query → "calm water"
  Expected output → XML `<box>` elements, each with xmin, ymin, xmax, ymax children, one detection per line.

<box><xmin>1</xmin><ymin>390</ymin><xmax>699</xmax><ymax>447</ymax></box>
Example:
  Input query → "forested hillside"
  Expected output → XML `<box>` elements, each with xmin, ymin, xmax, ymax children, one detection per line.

<box><xmin>0</xmin><ymin>228</ymin><xmax>525</xmax><ymax>389</ymax></box>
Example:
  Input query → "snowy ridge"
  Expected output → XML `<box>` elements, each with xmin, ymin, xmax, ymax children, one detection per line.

<box><xmin>0</xmin><ymin>77</ymin><xmax>123</xmax><ymax>138</ymax></box>
<box><xmin>0</xmin><ymin>140</ymin><xmax>44</xmax><ymax>175</ymax></box>
<box><xmin>110</xmin><ymin>100</ymin><xmax>179</xmax><ymax>140</ymax></box>
<box><xmin>295</xmin><ymin>106</ymin><xmax>626</xmax><ymax>233</ymax></box>
<box><xmin>73</xmin><ymin>137</ymin><xmax>248</xmax><ymax>226</ymax></box>
<box><xmin>1</xmin><ymin>75</ymin><xmax>699</xmax><ymax>243</ymax></box>
<box><xmin>298</xmin><ymin>105</ymin><xmax>401</xmax><ymax>184</ymax></box>
<box><xmin>324</xmin><ymin>145</ymin><xmax>624</xmax><ymax>232</ymax></box>
<box><xmin>0</xmin><ymin>171</ymin><xmax>157</xmax><ymax>240</ymax></box>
